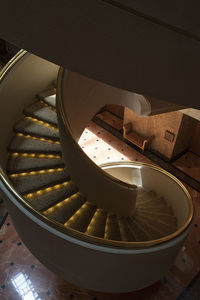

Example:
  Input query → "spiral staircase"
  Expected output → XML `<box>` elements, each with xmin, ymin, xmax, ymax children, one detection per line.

<box><xmin>7</xmin><ymin>90</ymin><xmax>177</xmax><ymax>241</ymax></box>
<box><xmin>0</xmin><ymin>51</ymin><xmax>194</xmax><ymax>292</ymax></box>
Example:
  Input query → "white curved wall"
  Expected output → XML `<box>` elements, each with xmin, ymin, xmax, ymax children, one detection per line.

<box><xmin>63</xmin><ymin>71</ymin><xmax>151</xmax><ymax>141</ymax></box>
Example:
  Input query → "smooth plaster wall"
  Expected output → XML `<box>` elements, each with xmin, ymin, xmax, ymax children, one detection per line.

<box><xmin>124</xmin><ymin>107</ymin><xmax>183</xmax><ymax>160</ymax></box>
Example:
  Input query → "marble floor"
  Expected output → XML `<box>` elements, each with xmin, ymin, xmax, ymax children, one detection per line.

<box><xmin>1</xmin><ymin>121</ymin><xmax>200</xmax><ymax>299</ymax></box>
<box><xmin>0</xmin><ymin>200</ymin><xmax>7</xmax><ymax>225</ymax></box>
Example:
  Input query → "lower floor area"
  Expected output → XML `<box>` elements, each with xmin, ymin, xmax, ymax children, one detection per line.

<box><xmin>1</xmin><ymin>121</ymin><xmax>200</xmax><ymax>300</ymax></box>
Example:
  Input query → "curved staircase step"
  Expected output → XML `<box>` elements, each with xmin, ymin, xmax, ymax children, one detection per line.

<box><xmin>38</xmin><ymin>91</ymin><xmax>56</xmax><ymax>108</ymax></box>
<box><xmin>7</xmin><ymin>153</ymin><xmax>63</xmax><ymax>173</ymax></box>
<box><xmin>117</xmin><ymin>216</ymin><xmax>136</xmax><ymax>242</ymax></box>
<box><xmin>104</xmin><ymin>214</ymin><xmax>121</xmax><ymax>241</ymax></box>
<box><xmin>8</xmin><ymin>134</ymin><xmax>61</xmax><ymax>154</ymax></box>
<box><xmin>85</xmin><ymin>208</ymin><xmax>107</xmax><ymax>238</ymax></box>
<box><xmin>14</xmin><ymin>116</ymin><xmax>59</xmax><ymax>140</ymax></box>
<box><xmin>9</xmin><ymin>167</ymin><xmax>69</xmax><ymax>194</ymax></box>
<box><xmin>24</xmin><ymin>100</ymin><xmax>57</xmax><ymax>126</ymax></box>
<box><xmin>137</xmin><ymin>214</ymin><xmax>176</xmax><ymax>236</ymax></box>
<box><xmin>65</xmin><ymin>202</ymin><xmax>97</xmax><ymax>232</ymax></box>
<box><xmin>133</xmin><ymin>216</ymin><xmax>164</xmax><ymax>240</ymax></box>
<box><xmin>43</xmin><ymin>192</ymin><xmax>86</xmax><ymax>224</ymax></box>
<box><xmin>127</xmin><ymin>217</ymin><xmax>149</xmax><ymax>242</ymax></box>
<box><xmin>24</xmin><ymin>180</ymin><xmax>78</xmax><ymax>211</ymax></box>
<box><xmin>137</xmin><ymin>210</ymin><xmax>177</xmax><ymax>227</ymax></box>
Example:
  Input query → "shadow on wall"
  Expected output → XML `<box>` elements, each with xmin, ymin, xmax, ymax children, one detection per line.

<box><xmin>0</xmin><ymin>38</ymin><xmax>19</xmax><ymax>64</ymax></box>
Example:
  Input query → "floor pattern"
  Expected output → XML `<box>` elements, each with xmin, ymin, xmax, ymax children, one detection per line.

<box><xmin>94</xmin><ymin>115</ymin><xmax>200</xmax><ymax>192</ymax></box>
<box><xmin>79</xmin><ymin>122</ymin><xmax>154</xmax><ymax>166</ymax></box>
<box><xmin>1</xmin><ymin>121</ymin><xmax>200</xmax><ymax>299</ymax></box>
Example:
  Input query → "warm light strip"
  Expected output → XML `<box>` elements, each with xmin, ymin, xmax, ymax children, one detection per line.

<box><xmin>24</xmin><ymin>181</ymin><xmax>70</xmax><ymax>199</ymax></box>
<box><xmin>10</xmin><ymin>167</ymin><xmax>64</xmax><ymax>178</ymax></box>
<box><xmin>11</xmin><ymin>152</ymin><xmax>61</xmax><ymax>159</ymax></box>
<box><xmin>17</xmin><ymin>133</ymin><xmax>60</xmax><ymax>144</ymax></box>
<box><xmin>43</xmin><ymin>192</ymin><xmax>80</xmax><ymax>214</ymax></box>
<box><xmin>104</xmin><ymin>217</ymin><xmax>109</xmax><ymax>240</ymax></box>
<box><xmin>51</xmin><ymin>86</ymin><xmax>56</xmax><ymax>92</ymax></box>
<box><xmin>25</xmin><ymin>116</ymin><xmax>58</xmax><ymax>131</ymax></box>
<box><xmin>117</xmin><ymin>217</ymin><xmax>129</xmax><ymax>242</ymax></box>
<box><xmin>85</xmin><ymin>209</ymin><xmax>100</xmax><ymax>234</ymax></box>
<box><xmin>40</xmin><ymin>100</ymin><xmax>56</xmax><ymax>112</ymax></box>
<box><xmin>65</xmin><ymin>203</ymin><xmax>88</xmax><ymax>226</ymax></box>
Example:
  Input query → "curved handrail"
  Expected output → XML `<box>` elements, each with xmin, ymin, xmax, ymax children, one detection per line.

<box><xmin>0</xmin><ymin>161</ymin><xmax>194</xmax><ymax>249</ymax></box>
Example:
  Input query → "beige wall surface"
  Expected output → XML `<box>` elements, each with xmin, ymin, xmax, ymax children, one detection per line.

<box><xmin>124</xmin><ymin>108</ymin><xmax>183</xmax><ymax>159</ymax></box>
<box><xmin>106</xmin><ymin>104</ymin><xmax>124</xmax><ymax>119</ymax></box>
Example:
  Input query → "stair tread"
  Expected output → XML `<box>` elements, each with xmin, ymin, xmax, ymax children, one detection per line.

<box><xmin>65</xmin><ymin>202</ymin><xmax>96</xmax><ymax>232</ymax></box>
<box><xmin>127</xmin><ymin>217</ymin><xmax>149</xmax><ymax>242</ymax></box>
<box><xmin>39</xmin><ymin>94</ymin><xmax>56</xmax><ymax>108</ymax></box>
<box><xmin>14</xmin><ymin>117</ymin><xmax>59</xmax><ymax>140</ymax></box>
<box><xmin>86</xmin><ymin>209</ymin><xmax>107</xmax><ymax>238</ymax></box>
<box><xmin>134</xmin><ymin>188</ymin><xmax>177</xmax><ymax>240</ymax></box>
<box><xmin>136</xmin><ymin>214</ymin><xmax>176</xmax><ymax>236</ymax></box>
<box><xmin>10</xmin><ymin>168</ymin><xmax>69</xmax><ymax>194</ymax></box>
<box><xmin>136</xmin><ymin>204</ymin><xmax>173</xmax><ymax>214</ymax></box>
<box><xmin>43</xmin><ymin>192</ymin><xmax>86</xmax><ymax>224</ymax></box>
<box><xmin>104</xmin><ymin>214</ymin><xmax>121</xmax><ymax>241</ymax></box>
<box><xmin>136</xmin><ymin>209</ymin><xmax>177</xmax><ymax>221</ymax></box>
<box><xmin>24</xmin><ymin>101</ymin><xmax>57</xmax><ymax>126</ymax></box>
<box><xmin>136</xmin><ymin>190</ymin><xmax>168</xmax><ymax>207</ymax></box>
<box><xmin>131</xmin><ymin>216</ymin><xmax>164</xmax><ymax>240</ymax></box>
<box><xmin>7</xmin><ymin>155</ymin><xmax>63</xmax><ymax>173</ymax></box>
<box><xmin>8</xmin><ymin>135</ymin><xmax>61</xmax><ymax>153</ymax></box>
<box><xmin>117</xmin><ymin>217</ymin><xmax>136</xmax><ymax>242</ymax></box>
<box><xmin>24</xmin><ymin>181</ymin><xmax>78</xmax><ymax>211</ymax></box>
